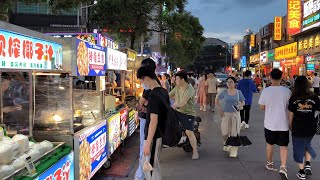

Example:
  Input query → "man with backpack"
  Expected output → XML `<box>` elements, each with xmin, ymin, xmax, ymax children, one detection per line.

<box><xmin>137</xmin><ymin>66</ymin><xmax>170</xmax><ymax>180</ymax></box>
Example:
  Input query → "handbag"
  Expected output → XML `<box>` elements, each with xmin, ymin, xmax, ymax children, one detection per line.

<box><xmin>225</xmin><ymin>135</ymin><xmax>252</xmax><ymax>147</ymax></box>
<box><xmin>316</xmin><ymin>111</ymin><xmax>320</xmax><ymax>135</ymax></box>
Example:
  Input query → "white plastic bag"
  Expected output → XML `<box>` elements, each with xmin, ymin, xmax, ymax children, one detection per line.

<box><xmin>0</xmin><ymin>144</ymin><xmax>14</xmax><ymax>165</ymax></box>
<box><xmin>12</xmin><ymin>157</ymin><xmax>25</xmax><ymax>170</ymax></box>
<box><xmin>40</xmin><ymin>140</ymin><xmax>53</xmax><ymax>152</ymax></box>
<box><xmin>12</xmin><ymin>134</ymin><xmax>29</xmax><ymax>154</ymax></box>
<box><xmin>0</xmin><ymin>164</ymin><xmax>15</xmax><ymax>179</ymax></box>
<box><xmin>32</xmin><ymin>143</ymin><xmax>46</xmax><ymax>155</ymax></box>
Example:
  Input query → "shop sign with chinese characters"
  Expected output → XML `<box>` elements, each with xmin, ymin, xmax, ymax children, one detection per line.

<box><xmin>274</xmin><ymin>17</ymin><xmax>282</xmax><ymax>40</ymax></box>
<box><xmin>76</xmin><ymin>39</ymin><xmax>106</xmax><ymax>76</ymax></box>
<box><xmin>120</xmin><ymin>108</ymin><xmax>128</xmax><ymax>141</ymax></box>
<box><xmin>106</xmin><ymin>48</ymin><xmax>127</xmax><ymax>70</ymax></box>
<box><xmin>241</xmin><ymin>56</ymin><xmax>247</xmax><ymax>68</ymax></box>
<box><xmin>287</xmin><ymin>0</ymin><xmax>302</xmax><ymax>35</ymax></box>
<box><xmin>249</xmin><ymin>54</ymin><xmax>260</xmax><ymax>64</ymax></box>
<box><xmin>0</xmin><ymin>29</ymin><xmax>63</xmax><ymax>70</ymax></box>
<box><xmin>76</xmin><ymin>120</ymin><xmax>108</xmax><ymax>179</ymax></box>
<box><xmin>275</xmin><ymin>42</ymin><xmax>298</xmax><ymax>60</ymax></box>
<box><xmin>250</xmin><ymin>35</ymin><xmax>255</xmax><ymax>47</ymax></box>
<box><xmin>36</xmin><ymin>152</ymin><xmax>74</xmax><ymax>180</ymax></box>
<box><xmin>260</xmin><ymin>51</ymin><xmax>268</xmax><ymax>63</ymax></box>
<box><xmin>108</xmin><ymin>113</ymin><xmax>121</xmax><ymax>155</ymax></box>
<box><xmin>233</xmin><ymin>44</ymin><xmax>240</xmax><ymax>60</ymax></box>
<box><xmin>298</xmin><ymin>32</ymin><xmax>320</xmax><ymax>55</ymax></box>
<box><xmin>281</xmin><ymin>56</ymin><xmax>304</xmax><ymax>66</ymax></box>
<box><xmin>302</xmin><ymin>0</ymin><xmax>320</xmax><ymax>31</ymax></box>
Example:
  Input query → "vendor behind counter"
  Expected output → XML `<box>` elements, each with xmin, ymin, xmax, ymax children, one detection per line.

<box><xmin>1</xmin><ymin>72</ymin><xmax>30</xmax><ymax>135</ymax></box>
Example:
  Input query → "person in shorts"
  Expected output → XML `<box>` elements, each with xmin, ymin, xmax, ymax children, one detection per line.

<box><xmin>259</xmin><ymin>69</ymin><xmax>291</xmax><ymax>180</ymax></box>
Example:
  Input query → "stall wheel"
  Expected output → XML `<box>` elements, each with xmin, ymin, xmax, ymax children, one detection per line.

<box><xmin>102</xmin><ymin>159</ymin><xmax>112</xmax><ymax>169</ymax></box>
<box><xmin>182</xmin><ymin>145</ymin><xmax>193</xmax><ymax>152</ymax></box>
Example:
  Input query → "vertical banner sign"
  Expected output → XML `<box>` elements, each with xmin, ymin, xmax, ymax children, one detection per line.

<box><xmin>233</xmin><ymin>44</ymin><xmax>240</xmax><ymax>60</ymax></box>
<box><xmin>108</xmin><ymin>113</ymin><xmax>121</xmax><ymax>155</ymax></box>
<box><xmin>241</xmin><ymin>56</ymin><xmax>247</xmax><ymax>68</ymax></box>
<box><xmin>274</xmin><ymin>17</ymin><xmax>282</xmax><ymax>40</ymax></box>
<box><xmin>287</xmin><ymin>0</ymin><xmax>302</xmax><ymax>35</ymax></box>
<box><xmin>250</xmin><ymin>34</ymin><xmax>255</xmax><ymax>47</ymax></box>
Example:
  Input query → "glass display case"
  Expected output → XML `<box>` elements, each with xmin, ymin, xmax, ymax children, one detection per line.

<box><xmin>33</xmin><ymin>73</ymin><xmax>72</xmax><ymax>133</ymax></box>
<box><xmin>0</xmin><ymin>71</ymin><xmax>31</xmax><ymax>136</ymax></box>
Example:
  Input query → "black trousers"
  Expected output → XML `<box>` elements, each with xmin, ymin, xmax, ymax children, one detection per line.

<box><xmin>314</xmin><ymin>87</ymin><xmax>320</xmax><ymax>95</ymax></box>
<box><xmin>240</xmin><ymin>105</ymin><xmax>251</xmax><ymax>124</ymax></box>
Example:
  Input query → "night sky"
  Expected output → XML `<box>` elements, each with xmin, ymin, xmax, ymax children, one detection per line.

<box><xmin>186</xmin><ymin>0</ymin><xmax>287</xmax><ymax>43</ymax></box>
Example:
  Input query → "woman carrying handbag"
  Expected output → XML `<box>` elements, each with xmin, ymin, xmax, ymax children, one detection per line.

<box><xmin>215</xmin><ymin>77</ymin><xmax>245</xmax><ymax>158</ymax></box>
<box><xmin>288</xmin><ymin>76</ymin><xmax>320</xmax><ymax>180</ymax></box>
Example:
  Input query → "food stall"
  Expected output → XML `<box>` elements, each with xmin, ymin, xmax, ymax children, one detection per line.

<box><xmin>0</xmin><ymin>22</ymin><xmax>74</xmax><ymax>180</ymax></box>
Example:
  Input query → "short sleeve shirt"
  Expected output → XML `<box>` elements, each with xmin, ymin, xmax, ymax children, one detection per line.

<box><xmin>258</xmin><ymin>86</ymin><xmax>291</xmax><ymax>131</ymax></box>
<box><xmin>205</xmin><ymin>78</ymin><xmax>218</xmax><ymax>94</ymax></box>
<box><xmin>145</xmin><ymin>87</ymin><xmax>170</xmax><ymax>140</ymax></box>
<box><xmin>218</xmin><ymin>90</ymin><xmax>245</xmax><ymax>112</ymax></box>
<box><xmin>169</xmin><ymin>84</ymin><xmax>196</xmax><ymax>116</ymax></box>
<box><xmin>288</xmin><ymin>95</ymin><xmax>320</xmax><ymax>137</ymax></box>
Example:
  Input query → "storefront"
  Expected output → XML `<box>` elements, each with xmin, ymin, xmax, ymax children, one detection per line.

<box><xmin>249</xmin><ymin>54</ymin><xmax>260</xmax><ymax>75</ymax></box>
<box><xmin>274</xmin><ymin>42</ymin><xmax>303</xmax><ymax>78</ymax></box>
<box><xmin>0</xmin><ymin>22</ymin><xmax>74</xmax><ymax>180</ymax></box>
<box><xmin>297</xmin><ymin>32</ymin><xmax>320</xmax><ymax>75</ymax></box>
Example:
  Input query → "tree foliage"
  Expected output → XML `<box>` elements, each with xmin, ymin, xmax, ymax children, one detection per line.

<box><xmin>91</xmin><ymin>0</ymin><xmax>187</xmax><ymax>49</ymax></box>
<box><xmin>161</xmin><ymin>12</ymin><xmax>205</xmax><ymax>67</ymax></box>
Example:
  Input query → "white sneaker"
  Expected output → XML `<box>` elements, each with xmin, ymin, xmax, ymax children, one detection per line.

<box><xmin>240</xmin><ymin>122</ymin><xmax>246</xmax><ymax>130</ymax></box>
<box><xmin>200</xmin><ymin>107</ymin><xmax>203</xmax><ymax>111</ymax></box>
<box><xmin>229</xmin><ymin>150</ymin><xmax>238</xmax><ymax>158</ymax></box>
<box><xmin>223</xmin><ymin>146</ymin><xmax>230</xmax><ymax>152</ymax></box>
<box><xmin>245</xmin><ymin>124</ymin><xmax>250</xmax><ymax>129</ymax></box>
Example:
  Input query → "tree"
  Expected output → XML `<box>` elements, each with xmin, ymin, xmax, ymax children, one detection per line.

<box><xmin>90</xmin><ymin>0</ymin><xmax>187</xmax><ymax>49</ymax></box>
<box><xmin>161</xmin><ymin>12</ymin><xmax>205</xmax><ymax>67</ymax></box>
<box><xmin>0</xmin><ymin>0</ymin><xmax>92</xmax><ymax>22</ymax></box>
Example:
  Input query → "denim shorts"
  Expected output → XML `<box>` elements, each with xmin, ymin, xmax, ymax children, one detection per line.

<box><xmin>292</xmin><ymin>136</ymin><xmax>317</xmax><ymax>164</ymax></box>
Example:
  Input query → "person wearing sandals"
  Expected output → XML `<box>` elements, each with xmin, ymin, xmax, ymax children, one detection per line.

<box><xmin>215</xmin><ymin>77</ymin><xmax>245</xmax><ymax>158</ymax></box>
<box><xmin>258</xmin><ymin>69</ymin><xmax>291</xmax><ymax>180</ymax></box>
<box><xmin>288</xmin><ymin>76</ymin><xmax>320</xmax><ymax>180</ymax></box>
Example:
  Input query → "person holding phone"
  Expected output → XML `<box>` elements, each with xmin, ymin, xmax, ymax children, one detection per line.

<box><xmin>215</xmin><ymin>77</ymin><xmax>245</xmax><ymax>158</ymax></box>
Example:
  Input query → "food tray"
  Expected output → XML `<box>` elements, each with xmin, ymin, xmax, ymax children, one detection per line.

<box><xmin>4</xmin><ymin>142</ymin><xmax>65</xmax><ymax>180</ymax></box>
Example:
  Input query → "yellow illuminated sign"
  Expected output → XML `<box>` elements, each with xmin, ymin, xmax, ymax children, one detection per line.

<box><xmin>250</xmin><ymin>35</ymin><xmax>255</xmax><ymax>47</ymax></box>
<box><xmin>275</xmin><ymin>42</ymin><xmax>297</xmax><ymax>60</ymax></box>
<box><xmin>233</xmin><ymin>44</ymin><xmax>240</xmax><ymax>60</ymax></box>
<box><xmin>274</xmin><ymin>17</ymin><xmax>282</xmax><ymax>40</ymax></box>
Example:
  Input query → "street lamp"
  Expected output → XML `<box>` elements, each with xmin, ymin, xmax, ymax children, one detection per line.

<box><xmin>77</xmin><ymin>0</ymin><xmax>98</xmax><ymax>32</ymax></box>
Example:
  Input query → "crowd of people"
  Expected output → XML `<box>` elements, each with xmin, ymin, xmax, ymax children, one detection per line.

<box><xmin>134</xmin><ymin>57</ymin><xmax>320</xmax><ymax>180</ymax></box>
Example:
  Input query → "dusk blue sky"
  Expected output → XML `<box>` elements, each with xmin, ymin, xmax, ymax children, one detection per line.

<box><xmin>186</xmin><ymin>0</ymin><xmax>287</xmax><ymax>43</ymax></box>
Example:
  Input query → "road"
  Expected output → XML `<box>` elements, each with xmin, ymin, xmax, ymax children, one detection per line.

<box><xmin>98</xmin><ymin>91</ymin><xmax>320</xmax><ymax>180</ymax></box>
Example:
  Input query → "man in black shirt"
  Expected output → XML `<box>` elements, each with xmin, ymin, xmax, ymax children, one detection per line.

<box><xmin>137</xmin><ymin>66</ymin><xmax>169</xmax><ymax>180</ymax></box>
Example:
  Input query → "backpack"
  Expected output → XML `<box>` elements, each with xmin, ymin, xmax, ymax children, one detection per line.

<box><xmin>156</xmin><ymin>94</ymin><xmax>184</xmax><ymax>147</ymax></box>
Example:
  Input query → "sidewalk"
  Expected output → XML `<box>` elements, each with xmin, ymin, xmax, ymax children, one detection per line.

<box><xmin>99</xmin><ymin>93</ymin><xmax>320</xmax><ymax>180</ymax></box>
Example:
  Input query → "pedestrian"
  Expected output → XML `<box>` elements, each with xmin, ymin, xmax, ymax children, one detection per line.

<box><xmin>162</xmin><ymin>73</ymin><xmax>171</xmax><ymax>91</ymax></box>
<box><xmin>254</xmin><ymin>75</ymin><xmax>262</xmax><ymax>92</ymax></box>
<box><xmin>188</xmin><ymin>73</ymin><xmax>196</xmax><ymax>88</ymax></box>
<box><xmin>258</xmin><ymin>69</ymin><xmax>291</xmax><ymax>180</ymax></box>
<box><xmin>135</xmin><ymin>58</ymin><xmax>158</xmax><ymax>180</ymax></box>
<box><xmin>262</xmin><ymin>74</ymin><xmax>268</xmax><ymax>89</ymax></box>
<box><xmin>197</xmin><ymin>73</ymin><xmax>208</xmax><ymax>111</ymax></box>
<box><xmin>169</xmin><ymin>71</ymin><xmax>199</xmax><ymax>160</ymax></box>
<box><xmin>288</xmin><ymin>76</ymin><xmax>320</xmax><ymax>180</ymax></box>
<box><xmin>137</xmin><ymin>66</ymin><xmax>169</xmax><ymax>180</ymax></box>
<box><xmin>205</xmin><ymin>73</ymin><xmax>218</xmax><ymax>112</ymax></box>
<box><xmin>312</xmin><ymin>73</ymin><xmax>320</xmax><ymax>95</ymax></box>
<box><xmin>215</xmin><ymin>77</ymin><xmax>245</xmax><ymax>158</ymax></box>
<box><xmin>237</xmin><ymin>70</ymin><xmax>257</xmax><ymax>129</ymax></box>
